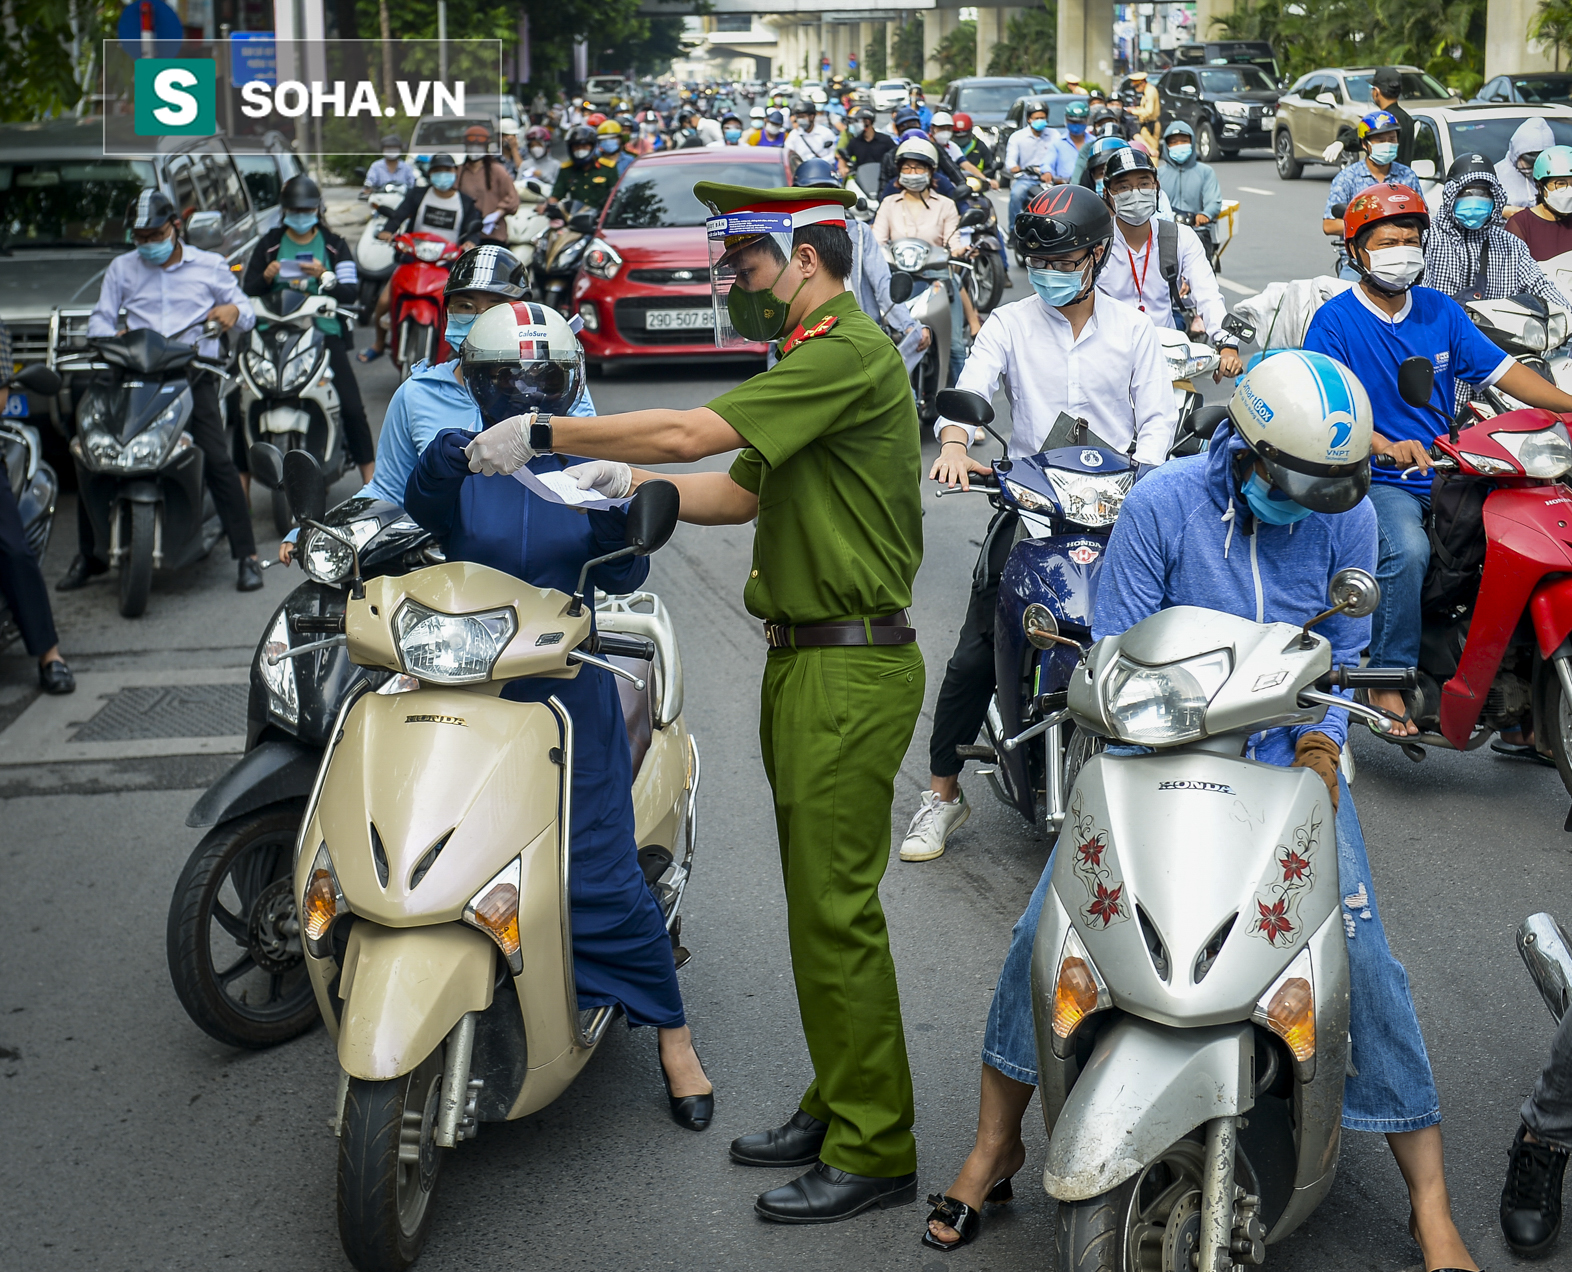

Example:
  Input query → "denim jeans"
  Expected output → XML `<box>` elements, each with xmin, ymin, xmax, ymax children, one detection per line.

<box><xmin>948</xmin><ymin>279</ymin><xmax>968</xmax><ymax>385</ymax></box>
<box><xmin>1523</xmin><ymin>1009</ymin><xmax>1572</xmax><ymax>1149</ymax></box>
<box><xmin>1007</xmin><ymin>178</ymin><xmax>1043</xmax><ymax>235</ymax></box>
<box><xmin>981</xmin><ymin>773</ymin><xmax>1442</xmax><ymax>1132</ymax></box>
<box><xmin>1367</xmin><ymin>482</ymin><xmax>1429</xmax><ymax>670</ymax></box>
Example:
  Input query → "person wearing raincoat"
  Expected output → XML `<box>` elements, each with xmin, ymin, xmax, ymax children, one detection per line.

<box><xmin>1496</xmin><ymin>117</ymin><xmax>1556</xmax><ymax>210</ymax></box>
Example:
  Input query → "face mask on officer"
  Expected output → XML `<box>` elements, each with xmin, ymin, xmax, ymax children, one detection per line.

<box><xmin>1167</xmin><ymin>142</ymin><xmax>1193</xmax><ymax>164</ymax></box>
<box><xmin>1453</xmin><ymin>192</ymin><xmax>1493</xmax><ymax>230</ymax></box>
<box><xmin>726</xmin><ymin>244</ymin><xmax>810</xmax><ymax>343</ymax></box>
<box><xmin>429</xmin><ymin>169</ymin><xmax>457</xmax><ymax>191</ymax></box>
<box><xmin>571</xmin><ymin>146</ymin><xmax>592</xmax><ymax>162</ymax></box>
<box><xmin>135</xmin><ymin>232</ymin><xmax>175</xmax><ymax>264</ymax></box>
<box><xmin>1112</xmin><ymin>186</ymin><xmax>1158</xmax><ymax>226</ymax></box>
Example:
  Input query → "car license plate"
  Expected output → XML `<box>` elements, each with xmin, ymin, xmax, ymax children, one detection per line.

<box><xmin>645</xmin><ymin>309</ymin><xmax>713</xmax><ymax>330</ymax></box>
<box><xmin>2</xmin><ymin>393</ymin><xmax>28</xmax><ymax>417</ymax></box>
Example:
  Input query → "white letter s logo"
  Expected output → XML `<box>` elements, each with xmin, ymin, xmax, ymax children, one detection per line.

<box><xmin>152</xmin><ymin>67</ymin><xmax>199</xmax><ymax>127</ymax></box>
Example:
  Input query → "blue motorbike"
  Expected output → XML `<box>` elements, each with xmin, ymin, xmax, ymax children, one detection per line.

<box><xmin>934</xmin><ymin>389</ymin><xmax>1232</xmax><ymax>831</ymax></box>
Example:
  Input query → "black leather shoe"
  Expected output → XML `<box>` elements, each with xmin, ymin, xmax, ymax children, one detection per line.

<box><xmin>56</xmin><ymin>554</ymin><xmax>107</xmax><ymax>591</ymax></box>
<box><xmin>755</xmin><ymin>1162</ymin><xmax>918</xmax><ymax>1224</ymax></box>
<box><xmin>1503</xmin><ymin>1123</ymin><xmax>1569</xmax><ymax>1257</ymax></box>
<box><xmin>730</xmin><ymin>1109</ymin><xmax>828</xmax><ymax>1167</ymax></box>
<box><xmin>660</xmin><ymin>1051</ymin><xmax>714</xmax><ymax>1132</ymax></box>
<box><xmin>37</xmin><ymin>658</ymin><xmax>75</xmax><ymax>695</ymax></box>
<box><xmin>237</xmin><ymin>557</ymin><xmax>264</xmax><ymax>592</ymax></box>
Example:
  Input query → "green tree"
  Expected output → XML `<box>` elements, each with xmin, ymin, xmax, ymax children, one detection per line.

<box><xmin>864</xmin><ymin>36</ymin><xmax>887</xmax><ymax>81</ymax></box>
<box><xmin>1532</xmin><ymin>0</ymin><xmax>1572</xmax><ymax>71</ymax></box>
<box><xmin>988</xmin><ymin>3</ymin><xmax>1057</xmax><ymax>77</ymax></box>
<box><xmin>935</xmin><ymin>18</ymin><xmax>977</xmax><ymax>81</ymax></box>
<box><xmin>0</xmin><ymin>0</ymin><xmax>116</xmax><ymax>122</ymax></box>
<box><xmin>892</xmin><ymin>18</ymin><xmax>925</xmax><ymax>82</ymax></box>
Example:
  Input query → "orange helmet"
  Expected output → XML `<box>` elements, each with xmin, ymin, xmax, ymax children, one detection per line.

<box><xmin>586</xmin><ymin>111</ymin><xmax>607</xmax><ymax>127</ymax></box>
<box><xmin>1343</xmin><ymin>182</ymin><xmax>1429</xmax><ymax>243</ymax></box>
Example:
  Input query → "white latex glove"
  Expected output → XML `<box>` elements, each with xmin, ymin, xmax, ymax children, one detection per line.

<box><xmin>465</xmin><ymin>413</ymin><xmax>537</xmax><ymax>476</ymax></box>
<box><xmin>1321</xmin><ymin>141</ymin><xmax>1345</xmax><ymax>164</ymax></box>
<box><xmin>565</xmin><ymin>460</ymin><xmax>633</xmax><ymax>499</ymax></box>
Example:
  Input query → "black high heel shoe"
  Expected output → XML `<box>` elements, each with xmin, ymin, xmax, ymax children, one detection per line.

<box><xmin>920</xmin><ymin>1176</ymin><xmax>1015</xmax><ymax>1251</ymax></box>
<box><xmin>660</xmin><ymin>1046</ymin><xmax>714</xmax><ymax>1132</ymax></box>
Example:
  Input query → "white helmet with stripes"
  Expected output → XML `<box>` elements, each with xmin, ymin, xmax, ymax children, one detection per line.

<box><xmin>461</xmin><ymin>300</ymin><xmax>584</xmax><ymax>424</ymax></box>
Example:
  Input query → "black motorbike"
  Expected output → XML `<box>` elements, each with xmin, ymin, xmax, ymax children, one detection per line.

<box><xmin>534</xmin><ymin>203</ymin><xmax>596</xmax><ymax>316</ymax></box>
<box><xmin>0</xmin><ymin>365</ymin><xmax>63</xmax><ymax>650</ymax></box>
<box><xmin>166</xmin><ymin>445</ymin><xmax>436</xmax><ymax>1048</ymax></box>
<box><xmin>55</xmin><ymin>328</ymin><xmax>230</xmax><ymax>617</ymax></box>
<box><xmin>954</xmin><ymin>187</ymin><xmax>1006</xmax><ymax>314</ymax></box>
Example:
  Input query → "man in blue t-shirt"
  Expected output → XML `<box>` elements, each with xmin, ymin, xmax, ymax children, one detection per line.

<box><xmin>1305</xmin><ymin>181</ymin><xmax>1572</xmax><ymax>735</ymax></box>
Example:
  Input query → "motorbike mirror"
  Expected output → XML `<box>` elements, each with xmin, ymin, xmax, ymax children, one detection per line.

<box><xmin>625</xmin><ymin>478</ymin><xmax>680</xmax><ymax>555</ymax></box>
<box><xmin>248</xmin><ymin>443</ymin><xmax>287</xmax><ymax>492</ymax></box>
<box><xmin>283</xmin><ymin>448</ymin><xmax>328</xmax><ymax>525</ymax></box>
<box><xmin>1221</xmin><ymin>313</ymin><xmax>1255</xmax><ymax>344</ymax></box>
<box><xmin>1396</xmin><ymin>355</ymin><xmax>1435</xmax><ymax>410</ymax></box>
<box><xmin>888</xmin><ymin>271</ymin><xmax>914</xmax><ymax>305</ymax></box>
<box><xmin>935</xmin><ymin>388</ymin><xmax>994</xmax><ymax>427</ymax></box>
<box><xmin>567</xmin><ymin>208</ymin><xmax>598</xmax><ymax>234</ymax></box>
<box><xmin>1328</xmin><ymin>202</ymin><xmax>1347</xmax><ymax>219</ymax></box>
<box><xmin>1510</xmin><ymin>291</ymin><xmax>1551</xmax><ymax>319</ymax></box>
<box><xmin>958</xmin><ymin>207</ymin><xmax>989</xmax><ymax>228</ymax></box>
<box><xmin>11</xmin><ymin>363</ymin><xmax>61</xmax><ymax>396</ymax></box>
<box><xmin>1328</xmin><ymin>566</ymin><xmax>1381</xmax><ymax>618</ymax></box>
<box><xmin>185</xmin><ymin>210</ymin><xmax>225</xmax><ymax>251</ymax></box>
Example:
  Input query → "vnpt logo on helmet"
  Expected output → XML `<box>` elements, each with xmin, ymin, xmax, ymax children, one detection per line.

<box><xmin>133</xmin><ymin>58</ymin><xmax>216</xmax><ymax>136</ymax></box>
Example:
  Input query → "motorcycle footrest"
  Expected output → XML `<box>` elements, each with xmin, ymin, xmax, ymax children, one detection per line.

<box><xmin>956</xmin><ymin>743</ymin><xmax>998</xmax><ymax>763</ymax></box>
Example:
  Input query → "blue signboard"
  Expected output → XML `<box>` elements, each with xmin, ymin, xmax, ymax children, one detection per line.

<box><xmin>116</xmin><ymin>0</ymin><xmax>185</xmax><ymax>59</ymax></box>
<box><xmin>230</xmin><ymin>31</ymin><xmax>276</xmax><ymax>86</ymax></box>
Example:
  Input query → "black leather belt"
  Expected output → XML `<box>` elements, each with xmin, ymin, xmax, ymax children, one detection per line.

<box><xmin>763</xmin><ymin>611</ymin><xmax>916</xmax><ymax>649</ymax></box>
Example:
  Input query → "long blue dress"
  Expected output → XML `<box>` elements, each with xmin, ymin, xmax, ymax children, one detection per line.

<box><xmin>404</xmin><ymin>429</ymin><xmax>685</xmax><ymax>1029</ymax></box>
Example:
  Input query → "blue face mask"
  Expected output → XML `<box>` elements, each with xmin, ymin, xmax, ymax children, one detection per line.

<box><xmin>1067</xmin><ymin>122</ymin><xmax>1086</xmax><ymax>136</ymax></box>
<box><xmin>429</xmin><ymin>170</ymin><xmax>457</xmax><ymax>191</ymax></box>
<box><xmin>1028</xmin><ymin>263</ymin><xmax>1089</xmax><ymax>308</ymax></box>
<box><xmin>599</xmin><ymin>137</ymin><xmax>621</xmax><ymax>154</ymax></box>
<box><xmin>724</xmin><ymin>127</ymin><xmax>742</xmax><ymax>142</ymax></box>
<box><xmin>283</xmin><ymin>211</ymin><xmax>318</xmax><ymax>234</ymax></box>
<box><xmin>1030</xmin><ymin>118</ymin><xmax>1049</xmax><ymax>134</ymax></box>
<box><xmin>1095</xmin><ymin>177</ymin><xmax>1105</xmax><ymax>196</ymax></box>
<box><xmin>444</xmin><ymin>314</ymin><xmax>476</xmax><ymax>348</ymax></box>
<box><xmin>136</xmin><ymin>235</ymin><xmax>175</xmax><ymax>264</ymax></box>
<box><xmin>1167</xmin><ymin>144</ymin><xmax>1193</xmax><ymax>165</ymax></box>
<box><xmin>1241</xmin><ymin>471</ymin><xmax>1313</xmax><ymax>525</ymax></box>
<box><xmin>1369</xmin><ymin>141</ymin><xmax>1399</xmax><ymax>165</ymax></box>
<box><xmin>1454</xmin><ymin>195</ymin><xmax>1493</xmax><ymax>230</ymax></box>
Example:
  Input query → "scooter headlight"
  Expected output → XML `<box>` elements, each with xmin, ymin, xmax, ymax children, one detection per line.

<box><xmin>301</xmin><ymin>842</ymin><xmax>347</xmax><ymax>958</ymax></box>
<box><xmin>392</xmin><ymin>599</ymin><xmax>518</xmax><ymax>684</ymax></box>
<box><xmin>1102</xmin><ymin>647</ymin><xmax>1232</xmax><ymax>744</ymax></box>
<box><xmin>1046</xmin><ymin>470</ymin><xmax>1132</xmax><ymax>529</ymax></box>
<box><xmin>1490</xmin><ymin>422</ymin><xmax>1572</xmax><ymax>478</ymax></box>
<box><xmin>301</xmin><ymin>517</ymin><xmax>381</xmax><ymax>585</ymax></box>
<box><xmin>463</xmin><ymin>856</ymin><xmax>523</xmax><ymax>974</ymax></box>
<box><xmin>413</xmin><ymin>238</ymin><xmax>445</xmax><ymax>262</ymax></box>
<box><xmin>891</xmin><ymin>240</ymin><xmax>927</xmax><ymax>272</ymax></box>
<box><xmin>258</xmin><ymin>607</ymin><xmax>300</xmax><ymax>726</ymax></box>
<box><xmin>1003</xmin><ymin>477</ymin><xmax>1054</xmax><ymax>513</ymax></box>
<box><xmin>279</xmin><ymin>345</ymin><xmax>321</xmax><ymax>394</ymax></box>
<box><xmin>244</xmin><ymin>349</ymin><xmax>279</xmax><ymax>389</ymax></box>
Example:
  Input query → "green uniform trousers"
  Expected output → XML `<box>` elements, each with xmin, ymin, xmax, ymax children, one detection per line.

<box><xmin>758</xmin><ymin>640</ymin><xmax>925</xmax><ymax>1177</ymax></box>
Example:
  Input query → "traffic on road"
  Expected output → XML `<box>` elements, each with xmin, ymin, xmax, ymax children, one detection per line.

<box><xmin>9</xmin><ymin>53</ymin><xmax>1572</xmax><ymax>1272</ymax></box>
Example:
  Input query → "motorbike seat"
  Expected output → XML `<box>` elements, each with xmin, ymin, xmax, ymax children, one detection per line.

<box><xmin>611</xmin><ymin>655</ymin><xmax>655</xmax><ymax>780</ymax></box>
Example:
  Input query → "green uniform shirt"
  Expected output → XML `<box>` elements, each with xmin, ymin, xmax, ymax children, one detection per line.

<box><xmin>709</xmin><ymin>290</ymin><xmax>923</xmax><ymax>626</ymax></box>
<box><xmin>551</xmin><ymin>157</ymin><xmax>624</xmax><ymax>209</ymax></box>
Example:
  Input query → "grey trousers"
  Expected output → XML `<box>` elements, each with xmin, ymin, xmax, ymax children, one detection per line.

<box><xmin>1523</xmin><ymin>1010</ymin><xmax>1572</xmax><ymax>1149</ymax></box>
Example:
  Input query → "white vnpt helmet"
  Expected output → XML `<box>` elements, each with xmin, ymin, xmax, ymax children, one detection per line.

<box><xmin>1228</xmin><ymin>350</ymin><xmax>1374</xmax><ymax>513</ymax></box>
<box><xmin>461</xmin><ymin>300</ymin><xmax>585</xmax><ymax>425</ymax></box>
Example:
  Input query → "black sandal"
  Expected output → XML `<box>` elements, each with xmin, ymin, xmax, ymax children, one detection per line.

<box><xmin>919</xmin><ymin>1177</ymin><xmax>1015</xmax><ymax>1251</ymax></box>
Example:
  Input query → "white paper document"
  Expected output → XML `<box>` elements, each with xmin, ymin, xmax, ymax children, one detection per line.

<box><xmin>277</xmin><ymin>258</ymin><xmax>308</xmax><ymax>279</ymax></box>
<box><xmin>897</xmin><ymin>324</ymin><xmax>927</xmax><ymax>372</ymax></box>
<box><xmin>512</xmin><ymin>466</ymin><xmax>631</xmax><ymax>511</ymax></box>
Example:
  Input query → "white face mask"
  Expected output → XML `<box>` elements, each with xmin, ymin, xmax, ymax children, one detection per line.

<box><xmin>529</xmin><ymin>145</ymin><xmax>547</xmax><ymax>159</ymax></box>
<box><xmin>1548</xmin><ymin>188</ymin><xmax>1572</xmax><ymax>216</ymax></box>
<box><xmin>1364</xmin><ymin>244</ymin><xmax>1426</xmax><ymax>290</ymax></box>
<box><xmin>465</xmin><ymin>147</ymin><xmax>485</xmax><ymax>161</ymax></box>
<box><xmin>933</xmin><ymin>128</ymin><xmax>953</xmax><ymax>145</ymax></box>
<box><xmin>899</xmin><ymin>171</ymin><xmax>930</xmax><ymax>192</ymax></box>
<box><xmin>1112</xmin><ymin>188</ymin><xmax>1158</xmax><ymax>225</ymax></box>
<box><xmin>382</xmin><ymin>148</ymin><xmax>400</xmax><ymax>161</ymax></box>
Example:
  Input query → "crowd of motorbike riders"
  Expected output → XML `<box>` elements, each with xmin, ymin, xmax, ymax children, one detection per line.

<box><xmin>12</xmin><ymin>68</ymin><xmax>1572</xmax><ymax>1268</ymax></box>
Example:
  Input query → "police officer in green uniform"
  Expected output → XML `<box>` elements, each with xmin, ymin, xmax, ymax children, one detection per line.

<box><xmin>461</xmin><ymin>182</ymin><xmax>927</xmax><ymax>1223</ymax></box>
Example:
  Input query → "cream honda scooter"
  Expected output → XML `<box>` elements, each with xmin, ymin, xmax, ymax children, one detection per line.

<box><xmin>1030</xmin><ymin>570</ymin><xmax>1412</xmax><ymax>1271</ymax></box>
<box><xmin>276</xmin><ymin>456</ymin><xmax>698</xmax><ymax>1271</ymax></box>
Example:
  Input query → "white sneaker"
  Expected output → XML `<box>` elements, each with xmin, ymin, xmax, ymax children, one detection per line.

<box><xmin>900</xmin><ymin>789</ymin><xmax>970</xmax><ymax>862</ymax></box>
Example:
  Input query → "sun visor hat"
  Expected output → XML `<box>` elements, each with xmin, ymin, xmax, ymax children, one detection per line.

<box><xmin>697</xmin><ymin>181</ymin><xmax>855</xmax><ymax>349</ymax></box>
<box><xmin>1228</xmin><ymin>349</ymin><xmax>1374</xmax><ymax>514</ymax></box>
<box><xmin>460</xmin><ymin>301</ymin><xmax>584</xmax><ymax>424</ymax></box>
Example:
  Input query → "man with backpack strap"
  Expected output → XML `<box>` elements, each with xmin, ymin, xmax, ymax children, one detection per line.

<box><xmin>1093</xmin><ymin>148</ymin><xmax>1242</xmax><ymax>377</ymax></box>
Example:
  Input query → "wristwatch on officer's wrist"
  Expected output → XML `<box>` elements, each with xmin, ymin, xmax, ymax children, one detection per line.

<box><xmin>529</xmin><ymin>414</ymin><xmax>554</xmax><ymax>452</ymax></box>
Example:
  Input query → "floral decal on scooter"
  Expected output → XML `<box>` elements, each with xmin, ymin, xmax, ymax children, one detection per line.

<box><xmin>1251</xmin><ymin>809</ymin><xmax>1322</xmax><ymax>946</ymax></box>
<box><xmin>1068</xmin><ymin>792</ymin><xmax>1129</xmax><ymax>928</ymax></box>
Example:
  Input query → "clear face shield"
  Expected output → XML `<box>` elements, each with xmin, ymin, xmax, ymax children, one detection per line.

<box><xmin>704</xmin><ymin>204</ymin><xmax>846</xmax><ymax>348</ymax></box>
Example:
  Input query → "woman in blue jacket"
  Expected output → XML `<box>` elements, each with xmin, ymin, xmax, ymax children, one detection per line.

<box><xmin>402</xmin><ymin>300</ymin><xmax>713</xmax><ymax>1131</ymax></box>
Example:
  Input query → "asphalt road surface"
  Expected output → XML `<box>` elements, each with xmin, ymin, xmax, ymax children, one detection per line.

<box><xmin>6</xmin><ymin>155</ymin><xmax>1572</xmax><ymax>1272</ymax></box>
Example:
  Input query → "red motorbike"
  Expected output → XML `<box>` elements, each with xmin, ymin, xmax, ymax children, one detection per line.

<box><xmin>388</xmin><ymin>232</ymin><xmax>464</xmax><ymax>379</ymax></box>
<box><xmin>1372</xmin><ymin>356</ymin><xmax>1572</xmax><ymax>812</ymax></box>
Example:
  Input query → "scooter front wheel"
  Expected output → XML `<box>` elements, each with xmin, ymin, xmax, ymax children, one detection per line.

<box><xmin>1056</xmin><ymin>1139</ymin><xmax>1206</xmax><ymax>1272</ymax></box>
<box><xmin>1539</xmin><ymin>658</ymin><xmax>1572</xmax><ymax>802</ymax></box>
<box><xmin>338</xmin><ymin>1051</ymin><xmax>446</xmax><ymax>1272</ymax></box>
<box><xmin>118</xmin><ymin>500</ymin><xmax>155</xmax><ymax>617</ymax></box>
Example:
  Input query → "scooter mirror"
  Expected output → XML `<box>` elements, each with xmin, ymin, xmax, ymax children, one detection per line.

<box><xmin>11</xmin><ymin>363</ymin><xmax>62</xmax><ymax>396</ymax></box>
<box><xmin>283</xmin><ymin>448</ymin><xmax>328</xmax><ymax>525</ymax></box>
<box><xmin>567</xmin><ymin>208</ymin><xmax>598</xmax><ymax>234</ymax></box>
<box><xmin>958</xmin><ymin>206</ymin><xmax>990</xmax><ymax>228</ymax></box>
<box><xmin>625</xmin><ymin>479</ymin><xmax>680</xmax><ymax>555</ymax></box>
<box><xmin>248</xmin><ymin>443</ymin><xmax>286</xmax><ymax>491</ymax></box>
<box><xmin>1328</xmin><ymin>566</ymin><xmax>1381</xmax><ymax>618</ymax></box>
<box><xmin>935</xmin><ymin>388</ymin><xmax>994</xmax><ymax>426</ymax></box>
<box><xmin>1396</xmin><ymin>356</ymin><xmax>1435</xmax><ymax>410</ymax></box>
<box><xmin>888</xmin><ymin>271</ymin><xmax>914</xmax><ymax>305</ymax></box>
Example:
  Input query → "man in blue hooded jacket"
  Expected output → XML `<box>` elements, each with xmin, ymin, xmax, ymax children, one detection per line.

<box><xmin>917</xmin><ymin>350</ymin><xmax>1480</xmax><ymax>1272</ymax></box>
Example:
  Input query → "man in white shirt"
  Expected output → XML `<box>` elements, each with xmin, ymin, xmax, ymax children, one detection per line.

<box><xmin>899</xmin><ymin>184</ymin><xmax>1176</xmax><ymax>862</ymax></box>
<box><xmin>1005</xmin><ymin>100</ymin><xmax>1079</xmax><ymax>238</ymax></box>
<box><xmin>1094</xmin><ymin>147</ymin><xmax>1243</xmax><ymax>375</ymax></box>
<box><xmin>783</xmin><ymin>101</ymin><xmax>840</xmax><ymax>173</ymax></box>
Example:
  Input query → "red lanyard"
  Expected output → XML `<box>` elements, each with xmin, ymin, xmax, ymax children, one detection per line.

<box><xmin>1126</xmin><ymin>234</ymin><xmax>1153</xmax><ymax>312</ymax></box>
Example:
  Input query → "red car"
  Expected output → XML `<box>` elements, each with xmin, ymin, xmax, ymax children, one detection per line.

<box><xmin>573</xmin><ymin>146</ymin><xmax>790</xmax><ymax>366</ymax></box>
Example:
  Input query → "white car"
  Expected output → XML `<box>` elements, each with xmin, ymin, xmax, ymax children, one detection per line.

<box><xmin>872</xmin><ymin>79</ymin><xmax>912</xmax><ymax>112</ymax></box>
<box><xmin>799</xmin><ymin>80</ymin><xmax>830</xmax><ymax>106</ymax></box>
<box><xmin>1404</xmin><ymin>100</ymin><xmax>1572</xmax><ymax>197</ymax></box>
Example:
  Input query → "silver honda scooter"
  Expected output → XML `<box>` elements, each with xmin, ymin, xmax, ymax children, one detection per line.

<box><xmin>1030</xmin><ymin>570</ymin><xmax>1410</xmax><ymax>1271</ymax></box>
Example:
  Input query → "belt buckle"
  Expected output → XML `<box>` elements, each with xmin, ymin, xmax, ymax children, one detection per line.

<box><xmin>764</xmin><ymin>622</ymin><xmax>787</xmax><ymax>649</ymax></box>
